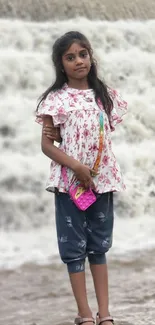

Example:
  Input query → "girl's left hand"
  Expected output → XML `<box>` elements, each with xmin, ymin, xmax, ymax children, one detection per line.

<box><xmin>43</xmin><ymin>125</ymin><xmax>62</xmax><ymax>143</ymax></box>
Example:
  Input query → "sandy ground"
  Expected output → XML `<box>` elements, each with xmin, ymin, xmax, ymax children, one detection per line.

<box><xmin>0</xmin><ymin>250</ymin><xmax>155</xmax><ymax>325</ymax></box>
<box><xmin>0</xmin><ymin>0</ymin><xmax>155</xmax><ymax>21</ymax></box>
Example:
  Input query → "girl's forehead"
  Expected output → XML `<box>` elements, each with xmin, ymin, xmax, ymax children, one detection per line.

<box><xmin>63</xmin><ymin>42</ymin><xmax>87</xmax><ymax>55</ymax></box>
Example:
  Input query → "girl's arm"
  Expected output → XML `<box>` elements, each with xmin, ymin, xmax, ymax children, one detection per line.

<box><xmin>41</xmin><ymin>116</ymin><xmax>95</xmax><ymax>190</ymax></box>
<box><xmin>41</xmin><ymin>116</ymin><xmax>78</xmax><ymax>170</ymax></box>
<box><xmin>43</xmin><ymin>124</ymin><xmax>62</xmax><ymax>143</ymax></box>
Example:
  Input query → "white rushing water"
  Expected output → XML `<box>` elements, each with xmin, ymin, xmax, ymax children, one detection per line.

<box><xmin>0</xmin><ymin>18</ymin><xmax>155</xmax><ymax>269</ymax></box>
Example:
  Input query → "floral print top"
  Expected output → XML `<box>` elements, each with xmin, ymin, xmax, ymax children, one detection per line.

<box><xmin>36</xmin><ymin>83</ymin><xmax>128</xmax><ymax>193</ymax></box>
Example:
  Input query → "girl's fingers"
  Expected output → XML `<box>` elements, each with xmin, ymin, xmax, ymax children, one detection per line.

<box><xmin>43</xmin><ymin>126</ymin><xmax>57</xmax><ymax>131</ymax></box>
<box><xmin>45</xmin><ymin>125</ymin><xmax>54</xmax><ymax>128</ymax></box>
<box><xmin>44</xmin><ymin>131</ymin><xmax>54</xmax><ymax>135</ymax></box>
<box><xmin>43</xmin><ymin>127</ymin><xmax>55</xmax><ymax>134</ymax></box>
<box><xmin>43</xmin><ymin>130</ymin><xmax>56</xmax><ymax>137</ymax></box>
<box><xmin>82</xmin><ymin>178</ymin><xmax>95</xmax><ymax>190</ymax></box>
<box><xmin>87</xmin><ymin>178</ymin><xmax>95</xmax><ymax>190</ymax></box>
<box><xmin>43</xmin><ymin>129</ymin><xmax>55</xmax><ymax>134</ymax></box>
<box><xmin>90</xmin><ymin>169</ymin><xmax>98</xmax><ymax>176</ymax></box>
<box><xmin>91</xmin><ymin>182</ymin><xmax>96</xmax><ymax>190</ymax></box>
<box><xmin>46</xmin><ymin>135</ymin><xmax>55</xmax><ymax>139</ymax></box>
<box><xmin>44</xmin><ymin>133</ymin><xmax>54</xmax><ymax>138</ymax></box>
<box><xmin>44</xmin><ymin>127</ymin><xmax>54</xmax><ymax>131</ymax></box>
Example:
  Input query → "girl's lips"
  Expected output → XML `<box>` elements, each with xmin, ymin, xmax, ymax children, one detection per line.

<box><xmin>74</xmin><ymin>67</ymin><xmax>86</xmax><ymax>71</ymax></box>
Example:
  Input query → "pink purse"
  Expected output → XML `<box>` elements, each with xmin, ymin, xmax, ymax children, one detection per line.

<box><xmin>62</xmin><ymin>111</ymin><xmax>104</xmax><ymax>211</ymax></box>
<box><xmin>62</xmin><ymin>172</ymin><xmax>97</xmax><ymax>211</ymax></box>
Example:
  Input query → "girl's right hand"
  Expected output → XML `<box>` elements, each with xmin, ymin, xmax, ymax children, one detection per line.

<box><xmin>72</xmin><ymin>162</ymin><xmax>96</xmax><ymax>190</ymax></box>
<box><xmin>43</xmin><ymin>125</ymin><xmax>62</xmax><ymax>143</ymax></box>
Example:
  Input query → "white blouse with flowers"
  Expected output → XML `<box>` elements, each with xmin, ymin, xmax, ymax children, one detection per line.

<box><xmin>36</xmin><ymin>83</ymin><xmax>128</xmax><ymax>193</ymax></box>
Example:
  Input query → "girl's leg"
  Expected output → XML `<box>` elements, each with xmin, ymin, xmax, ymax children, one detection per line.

<box><xmin>90</xmin><ymin>261</ymin><xmax>110</xmax><ymax>317</ymax></box>
<box><xmin>55</xmin><ymin>193</ymin><xmax>93</xmax><ymax>323</ymax></box>
<box><xmin>86</xmin><ymin>192</ymin><xmax>114</xmax><ymax>324</ymax></box>
<box><xmin>69</xmin><ymin>268</ymin><xmax>92</xmax><ymax>318</ymax></box>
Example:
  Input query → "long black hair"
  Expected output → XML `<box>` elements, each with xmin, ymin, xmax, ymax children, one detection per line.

<box><xmin>37</xmin><ymin>31</ymin><xmax>113</xmax><ymax>118</ymax></box>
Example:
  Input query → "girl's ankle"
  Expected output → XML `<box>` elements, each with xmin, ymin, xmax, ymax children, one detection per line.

<box><xmin>78</xmin><ymin>309</ymin><xmax>93</xmax><ymax>318</ymax></box>
<box><xmin>98</xmin><ymin>310</ymin><xmax>110</xmax><ymax>318</ymax></box>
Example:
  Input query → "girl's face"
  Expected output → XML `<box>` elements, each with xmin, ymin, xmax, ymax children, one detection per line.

<box><xmin>62</xmin><ymin>42</ymin><xmax>91</xmax><ymax>81</ymax></box>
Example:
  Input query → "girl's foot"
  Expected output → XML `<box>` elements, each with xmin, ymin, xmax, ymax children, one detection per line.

<box><xmin>96</xmin><ymin>313</ymin><xmax>114</xmax><ymax>325</ymax></box>
<box><xmin>74</xmin><ymin>316</ymin><xmax>95</xmax><ymax>325</ymax></box>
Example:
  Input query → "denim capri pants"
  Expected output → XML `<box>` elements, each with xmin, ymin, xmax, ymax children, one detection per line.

<box><xmin>55</xmin><ymin>191</ymin><xmax>114</xmax><ymax>273</ymax></box>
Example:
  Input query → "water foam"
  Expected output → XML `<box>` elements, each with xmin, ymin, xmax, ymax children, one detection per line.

<box><xmin>0</xmin><ymin>215</ymin><xmax>155</xmax><ymax>269</ymax></box>
<box><xmin>0</xmin><ymin>18</ymin><xmax>155</xmax><ymax>267</ymax></box>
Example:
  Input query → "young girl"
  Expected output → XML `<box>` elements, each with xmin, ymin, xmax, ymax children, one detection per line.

<box><xmin>36</xmin><ymin>31</ymin><xmax>127</xmax><ymax>325</ymax></box>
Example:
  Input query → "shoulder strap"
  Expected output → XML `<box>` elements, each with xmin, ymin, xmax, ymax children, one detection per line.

<box><xmin>62</xmin><ymin>166</ymin><xmax>68</xmax><ymax>190</ymax></box>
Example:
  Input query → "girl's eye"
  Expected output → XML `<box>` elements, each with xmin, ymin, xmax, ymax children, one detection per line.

<box><xmin>67</xmin><ymin>55</ymin><xmax>74</xmax><ymax>61</ymax></box>
<box><xmin>80</xmin><ymin>52</ymin><xmax>88</xmax><ymax>58</ymax></box>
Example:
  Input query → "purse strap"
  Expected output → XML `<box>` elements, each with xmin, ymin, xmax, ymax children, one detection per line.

<box><xmin>62</xmin><ymin>110</ymin><xmax>104</xmax><ymax>189</ymax></box>
<box><xmin>62</xmin><ymin>165</ymin><xmax>69</xmax><ymax>190</ymax></box>
<box><xmin>92</xmin><ymin>111</ymin><xmax>104</xmax><ymax>173</ymax></box>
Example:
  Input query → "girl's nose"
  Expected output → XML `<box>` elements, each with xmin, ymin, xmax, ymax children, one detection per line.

<box><xmin>75</xmin><ymin>56</ymin><xmax>83</xmax><ymax>65</ymax></box>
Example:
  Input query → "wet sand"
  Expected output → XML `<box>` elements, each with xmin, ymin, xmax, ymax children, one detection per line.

<box><xmin>0</xmin><ymin>250</ymin><xmax>155</xmax><ymax>325</ymax></box>
<box><xmin>0</xmin><ymin>0</ymin><xmax>155</xmax><ymax>21</ymax></box>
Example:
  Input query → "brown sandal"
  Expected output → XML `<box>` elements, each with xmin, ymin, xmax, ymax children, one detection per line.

<box><xmin>74</xmin><ymin>316</ymin><xmax>95</xmax><ymax>325</ymax></box>
<box><xmin>96</xmin><ymin>313</ymin><xmax>114</xmax><ymax>324</ymax></box>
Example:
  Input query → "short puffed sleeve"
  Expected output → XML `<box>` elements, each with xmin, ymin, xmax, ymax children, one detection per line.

<box><xmin>108</xmin><ymin>88</ymin><xmax>128</xmax><ymax>131</ymax></box>
<box><xmin>35</xmin><ymin>91</ymin><xmax>67</xmax><ymax>126</ymax></box>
